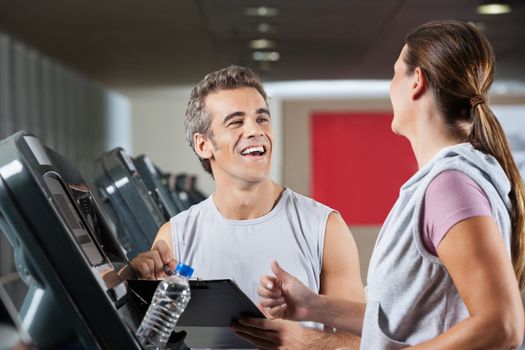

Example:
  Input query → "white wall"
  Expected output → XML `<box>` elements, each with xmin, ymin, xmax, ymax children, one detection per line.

<box><xmin>123</xmin><ymin>86</ymin><xmax>215</xmax><ymax>194</ymax></box>
<box><xmin>266</xmin><ymin>95</ymin><xmax>283</xmax><ymax>184</ymax></box>
<box><xmin>493</xmin><ymin>105</ymin><xmax>525</xmax><ymax>181</ymax></box>
<box><xmin>105</xmin><ymin>91</ymin><xmax>132</xmax><ymax>154</ymax></box>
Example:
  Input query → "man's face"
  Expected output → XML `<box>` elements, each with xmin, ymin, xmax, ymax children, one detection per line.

<box><xmin>200</xmin><ymin>87</ymin><xmax>273</xmax><ymax>184</ymax></box>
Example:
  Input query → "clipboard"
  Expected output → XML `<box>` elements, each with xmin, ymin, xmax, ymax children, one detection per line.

<box><xmin>128</xmin><ymin>279</ymin><xmax>266</xmax><ymax>348</ymax></box>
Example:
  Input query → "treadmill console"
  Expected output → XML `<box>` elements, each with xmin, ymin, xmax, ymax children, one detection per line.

<box><xmin>0</xmin><ymin>131</ymin><xmax>149</xmax><ymax>349</ymax></box>
<box><xmin>93</xmin><ymin>148</ymin><xmax>165</xmax><ymax>259</ymax></box>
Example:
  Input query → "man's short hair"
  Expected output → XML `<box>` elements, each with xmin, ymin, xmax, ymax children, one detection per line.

<box><xmin>184</xmin><ymin>65</ymin><xmax>268</xmax><ymax>176</ymax></box>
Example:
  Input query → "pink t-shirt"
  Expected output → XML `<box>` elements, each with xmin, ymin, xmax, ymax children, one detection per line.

<box><xmin>421</xmin><ymin>170</ymin><xmax>492</xmax><ymax>255</ymax></box>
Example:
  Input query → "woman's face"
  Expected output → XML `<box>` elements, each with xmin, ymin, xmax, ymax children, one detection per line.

<box><xmin>389</xmin><ymin>45</ymin><xmax>415</xmax><ymax>137</ymax></box>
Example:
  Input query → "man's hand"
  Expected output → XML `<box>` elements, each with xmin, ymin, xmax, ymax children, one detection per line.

<box><xmin>231</xmin><ymin>317</ymin><xmax>360</xmax><ymax>350</ymax></box>
<box><xmin>231</xmin><ymin>317</ymin><xmax>308</xmax><ymax>350</ymax></box>
<box><xmin>258</xmin><ymin>260</ymin><xmax>318</xmax><ymax>321</ymax></box>
<box><xmin>126</xmin><ymin>239</ymin><xmax>176</xmax><ymax>279</ymax></box>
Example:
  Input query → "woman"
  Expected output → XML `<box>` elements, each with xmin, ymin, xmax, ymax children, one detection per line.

<box><xmin>258</xmin><ymin>20</ymin><xmax>525</xmax><ymax>349</ymax></box>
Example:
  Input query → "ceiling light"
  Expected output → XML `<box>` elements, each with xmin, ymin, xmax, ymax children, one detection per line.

<box><xmin>249</xmin><ymin>39</ymin><xmax>276</xmax><ymax>50</ymax></box>
<box><xmin>244</xmin><ymin>6</ymin><xmax>279</xmax><ymax>17</ymax></box>
<box><xmin>477</xmin><ymin>2</ymin><xmax>511</xmax><ymax>14</ymax></box>
<box><xmin>252</xmin><ymin>51</ymin><xmax>280</xmax><ymax>62</ymax></box>
<box><xmin>257</xmin><ymin>23</ymin><xmax>276</xmax><ymax>33</ymax></box>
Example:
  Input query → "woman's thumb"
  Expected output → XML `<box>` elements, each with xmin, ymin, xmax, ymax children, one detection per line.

<box><xmin>271</xmin><ymin>260</ymin><xmax>288</xmax><ymax>280</ymax></box>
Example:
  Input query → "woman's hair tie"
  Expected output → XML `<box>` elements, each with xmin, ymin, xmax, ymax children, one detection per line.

<box><xmin>470</xmin><ymin>95</ymin><xmax>486</xmax><ymax>108</ymax></box>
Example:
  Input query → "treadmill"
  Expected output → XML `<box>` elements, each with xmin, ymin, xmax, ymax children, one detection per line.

<box><xmin>154</xmin><ymin>168</ymin><xmax>188</xmax><ymax>214</ymax></box>
<box><xmin>132</xmin><ymin>155</ymin><xmax>184</xmax><ymax>217</ymax></box>
<box><xmin>174</xmin><ymin>174</ymin><xmax>207</xmax><ymax>207</ymax></box>
<box><xmin>0</xmin><ymin>131</ymin><xmax>185</xmax><ymax>349</ymax></box>
<box><xmin>93</xmin><ymin>148</ymin><xmax>165</xmax><ymax>260</ymax></box>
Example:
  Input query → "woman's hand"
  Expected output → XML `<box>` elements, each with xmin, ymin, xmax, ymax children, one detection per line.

<box><xmin>258</xmin><ymin>260</ymin><xmax>319</xmax><ymax>322</ymax></box>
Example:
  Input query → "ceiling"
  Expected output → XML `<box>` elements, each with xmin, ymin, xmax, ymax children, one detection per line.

<box><xmin>0</xmin><ymin>0</ymin><xmax>524</xmax><ymax>89</ymax></box>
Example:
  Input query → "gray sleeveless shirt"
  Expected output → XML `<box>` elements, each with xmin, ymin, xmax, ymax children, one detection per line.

<box><xmin>362</xmin><ymin>143</ymin><xmax>513</xmax><ymax>349</ymax></box>
<box><xmin>169</xmin><ymin>188</ymin><xmax>333</xmax><ymax>304</ymax></box>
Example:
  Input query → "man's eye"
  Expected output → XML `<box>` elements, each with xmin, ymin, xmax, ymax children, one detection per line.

<box><xmin>228</xmin><ymin>120</ymin><xmax>242</xmax><ymax>127</ymax></box>
<box><xmin>257</xmin><ymin>116</ymin><xmax>270</xmax><ymax>123</ymax></box>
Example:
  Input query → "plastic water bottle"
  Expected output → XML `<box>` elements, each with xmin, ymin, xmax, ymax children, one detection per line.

<box><xmin>136</xmin><ymin>263</ymin><xmax>194</xmax><ymax>349</ymax></box>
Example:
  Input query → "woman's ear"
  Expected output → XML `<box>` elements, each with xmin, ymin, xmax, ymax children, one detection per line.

<box><xmin>411</xmin><ymin>67</ymin><xmax>428</xmax><ymax>100</ymax></box>
<box><xmin>194</xmin><ymin>133</ymin><xmax>213</xmax><ymax>159</ymax></box>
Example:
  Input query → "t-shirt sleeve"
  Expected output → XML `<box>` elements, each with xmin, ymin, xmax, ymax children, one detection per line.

<box><xmin>421</xmin><ymin>170</ymin><xmax>492</xmax><ymax>256</ymax></box>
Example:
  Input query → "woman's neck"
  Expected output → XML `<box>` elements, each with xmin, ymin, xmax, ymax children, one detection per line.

<box><xmin>409</xmin><ymin>112</ymin><xmax>464</xmax><ymax>169</ymax></box>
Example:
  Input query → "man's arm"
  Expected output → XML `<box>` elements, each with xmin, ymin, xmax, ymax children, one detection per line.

<box><xmin>309</xmin><ymin>211</ymin><xmax>364</xmax><ymax>348</ymax></box>
<box><xmin>320</xmin><ymin>212</ymin><xmax>365</xmax><ymax>301</ymax></box>
<box><xmin>152</xmin><ymin>221</ymin><xmax>174</xmax><ymax>253</ymax></box>
<box><xmin>233</xmin><ymin>317</ymin><xmax>360</xmax><ymax>350</ymax></box>
<box><xmin>233</xmin><ymin>212</ymin><xmax>365</xmax><ymax>349</ymax></box>
<box><xmin>119</xmin><ymin>222</ymin><xmax>176</xmax><ymax>280</ymax></box>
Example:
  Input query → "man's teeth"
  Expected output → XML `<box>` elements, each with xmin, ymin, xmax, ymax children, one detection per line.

<box><xmin>241</xmin><ymin>146</ymin><xmax>265</xmax><ymax>155</ymax></box>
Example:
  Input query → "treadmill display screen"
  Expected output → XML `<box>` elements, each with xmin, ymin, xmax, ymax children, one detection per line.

<box><xmin>43</xmin><ymin>175</ymin><xmax>105</xmax><ymax>266</ymax></box>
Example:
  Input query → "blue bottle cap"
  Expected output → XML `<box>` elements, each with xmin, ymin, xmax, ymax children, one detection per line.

<box><xmin>175</xmin><ymin>262</ymin><xmax>194</xmax><ymax>278</ymax></box>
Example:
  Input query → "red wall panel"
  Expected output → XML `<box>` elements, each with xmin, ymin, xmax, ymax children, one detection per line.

<box><xmin>311</xmin><ymin>112</ymin><xmax>417</xmax><ymax>225</ymax></box>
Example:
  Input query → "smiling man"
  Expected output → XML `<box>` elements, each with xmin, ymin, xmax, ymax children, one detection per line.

<box><xmin>128</xmin><ymin>66</ymin><xmax>364</xmax><ymax>349</ymax></box>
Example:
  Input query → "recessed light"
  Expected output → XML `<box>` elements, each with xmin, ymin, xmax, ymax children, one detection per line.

<box><xmin>257</xmin><ymin>23</ymin><xmax>276</xmax><ymax>33</ymax></box>
<box><xmin>252</xmin><ymin>51</ymin><xmax>280</xmax><ymax>62</ymax></box>
<box><xmin>249</xmin><ymin>39</ymin><xmax>276</xmax><ymax>50</ymax></box>
<box><xmin>244</xmin><ymin>6</ymin><xmax>279</xmax><ymax>17</ymax></box>
<box><xmin>477</xmin><ymin>3</ymin><xmax>511</xmax><ymax>14</ymax></box>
